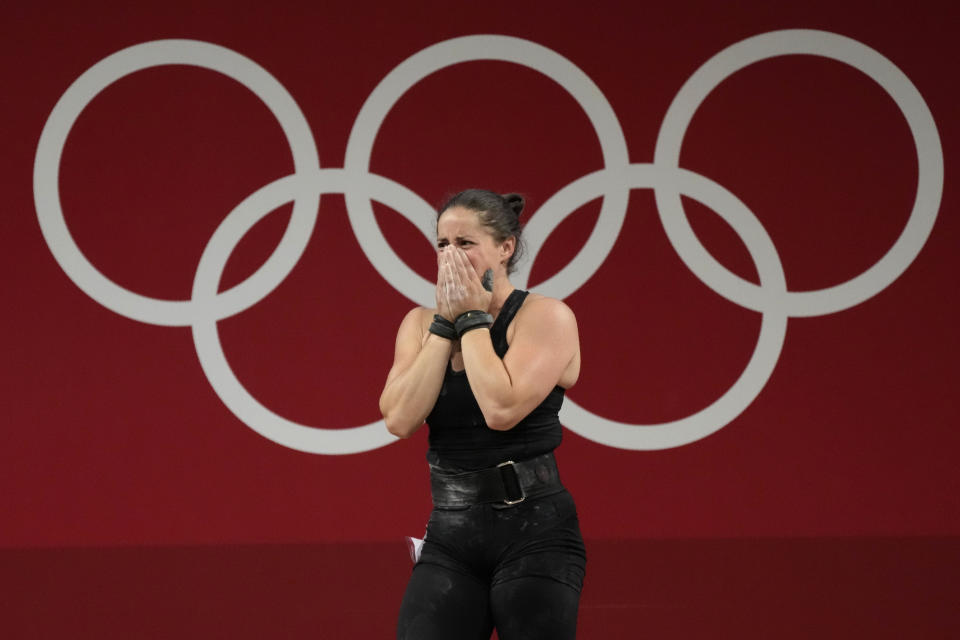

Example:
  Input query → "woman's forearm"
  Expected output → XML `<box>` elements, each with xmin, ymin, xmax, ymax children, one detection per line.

<box><xmin>459</xmin><ymin>329</ymin><xmax>520</xmax><ymax>431</ymax></box>
<box><xmin>380</xmin><ymin>334</ymin><xmax>452</xmax><ymax>438</ymax></box>
<box><xmin>458</xmin><ymin>298</ymin><xmax>579</xmax><ymax>432</ymax></box>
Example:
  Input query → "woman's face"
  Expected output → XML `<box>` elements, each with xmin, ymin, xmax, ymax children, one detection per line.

<box><xmin>436</xmin><ymin>206</ymin><xmax>512</xmax><ymax>276</ymax></box>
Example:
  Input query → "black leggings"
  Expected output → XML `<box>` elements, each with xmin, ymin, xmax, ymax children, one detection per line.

<box><xmin>397</xmin><ymin>490</ymin><xmax>586</xmax><ymax>640</ymax></box>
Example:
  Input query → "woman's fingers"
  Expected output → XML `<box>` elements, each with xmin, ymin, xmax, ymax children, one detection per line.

<box><xmin>450</xmin><ymin>247</ymin><xmax>476</xmax><ymax>286</ymax></box>
<box><xmin>443</xmin><ymin>252</ymin><xmax>457</xmax><ymax>296</ymax></box>
<box><xmin>448</xmin><ymin>249</ymin><xmax>466</xmax><ymax>290</ymax></box>
<box><xmin>436</xmin><ymin>250</ymin><xmax>457</xmax><ymax>319</ymax></box>
<box><xmin>449</xmin><ymin>247</ymin><xmax>492</xmax><ymax>314</ymax></box>
<box><xmin>436</xmin><ymin>246</ymin><xmax>494</xmax><ymax>317</ymax></box>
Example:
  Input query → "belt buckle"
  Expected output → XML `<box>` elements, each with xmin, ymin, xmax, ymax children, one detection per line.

<box><xmin>497</xmin><ymin>460</ymin><xmax>526</xmax><ymax>505</ymax></box>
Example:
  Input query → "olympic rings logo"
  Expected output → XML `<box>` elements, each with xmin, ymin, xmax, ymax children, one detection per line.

<box><xmin>34</xmin><ymin>30</ymin><xmax>943</xmax><ymax>454</ymax></box>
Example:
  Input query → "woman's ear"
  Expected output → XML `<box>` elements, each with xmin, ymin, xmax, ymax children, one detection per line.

<box><xmin>499</xmin><ymin>236</ymin><xmax>516</xmax><ymax>264</ymax></box>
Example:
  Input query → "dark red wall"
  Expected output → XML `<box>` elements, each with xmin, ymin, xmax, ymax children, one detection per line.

<box><xmin>2</xmin><ymin>0</ymin><xmax>957</xmax><ymax>550</ymax></box>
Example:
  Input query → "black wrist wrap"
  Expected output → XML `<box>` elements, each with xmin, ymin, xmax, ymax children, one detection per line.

<box><xmin>454</xmin><ymin>310</ymin><xmax>493</xmax><ymax>337</ymax></box>
<box><xmin>429</xmin><ymin>314</ymin><xmax>457</xmax><ymax>340</ymax></box>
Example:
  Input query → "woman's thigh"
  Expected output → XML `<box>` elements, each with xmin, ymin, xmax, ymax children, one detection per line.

<box><xmin>396</xmin><ymin>562</ymin><xmax>493</xmax><ymax>640</ymax></box>
<box><xmin>490</xmin><ymin>576</ymin><xmax>581</xmax><ymax>640</ymax></box>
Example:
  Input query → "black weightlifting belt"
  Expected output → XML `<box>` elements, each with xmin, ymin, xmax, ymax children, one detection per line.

<box><xmin>429</xmin><ymin>452</ymin><xmax>563</xmax><ymax>507</ymax></box>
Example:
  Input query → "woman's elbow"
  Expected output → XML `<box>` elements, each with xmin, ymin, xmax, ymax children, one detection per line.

<box><xmin>483</xmin><ymin>408</ymin><xmax>520</xmax><ymax>432</ymax></box>
<box><xmin>383</xmin><ymin>413</ymin><xmax>420</xmax><ymax>439</ymax></box>
<box><xmin>380</xmin><ymin>396</ymin><xmax>407</xmax><ymax>438</ymax></box>
<box><xmin>385</xmin><ymin>420</ymin><xmax>413</xmax><ymax>439</ymax></box>
<box><xmin>387</xmin><ymin>425</ymin><xmax>413</xmax><ymax>439</ymax></box>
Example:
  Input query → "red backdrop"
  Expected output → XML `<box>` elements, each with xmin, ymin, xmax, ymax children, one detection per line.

<box><xmin>2</xmin><ymin>0</ymin><xmax>958</xmax><ymax>553</ymax></box>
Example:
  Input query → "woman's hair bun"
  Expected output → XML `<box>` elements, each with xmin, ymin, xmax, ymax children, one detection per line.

<box><xmin>502</xmin><ymin>193</ymin><xmax>525</xmax><ymax>218</ymax></box>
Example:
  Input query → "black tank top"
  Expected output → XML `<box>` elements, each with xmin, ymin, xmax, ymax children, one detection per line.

<box><xmin>426</xmin><ymin>289</ymin><xmax>565</xmax><ymax>471</ymax></box>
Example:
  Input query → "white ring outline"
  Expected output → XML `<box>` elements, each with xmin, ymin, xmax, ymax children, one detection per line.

<box><xmin>552</xmin><ymin>165</ymin><xmax>787</xmax><ymax>450</ymax></box>
<box><xmin>191</xmin><ymin>170</ymin><xmax>429</xmax><ymax>453</ymax></box>
<box><xmin>32</xmin><ymin>31</ymin><xmax>944</xmax><ymax>453</ymax></box>
<box><xmin>654</xmin><ymin>29</ymin><xmax>944</xmax><ymax>317</ymax></box>
<box><xmin>343</xmin><ymin>35</ymin><xmax>631</xmax><ymax>306</ymax></box>
<box><xmin>33</xmin><ymin>40</ymin><xmax>321</xmax><ymax>326</ymax></box>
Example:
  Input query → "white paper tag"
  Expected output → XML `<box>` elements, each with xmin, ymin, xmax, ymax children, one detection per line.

<box><xmin>404</xmin><ymin>536</ymin><xmax>425</xmax><ymax>564</ymax></box>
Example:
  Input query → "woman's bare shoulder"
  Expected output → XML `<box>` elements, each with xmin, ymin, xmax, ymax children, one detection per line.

<box><xmin>517</xmin><ymin>293</ymin><xmax>577</xmax><ymax>324</ymax></box>
<box><xmin>509</xmin><ymin>294</ymin><xmax>578</xmax><ymax>346</ymax></box>
<box><xmin>400</xmin><ymin>306</ymin><xmax>437</xmax><ymax>332</ymax></box>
